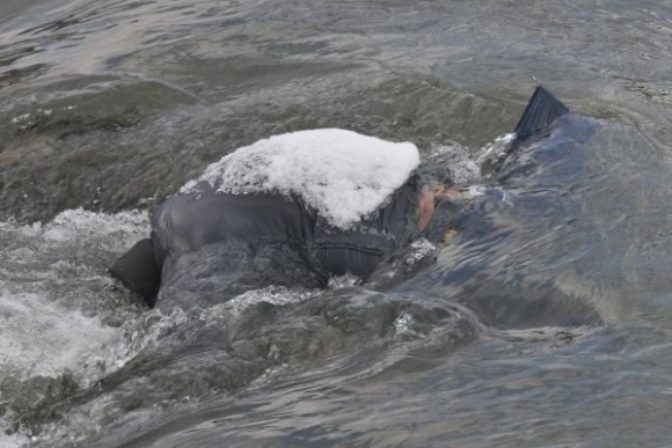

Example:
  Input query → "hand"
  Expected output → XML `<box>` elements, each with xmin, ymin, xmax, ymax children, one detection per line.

<box><xmin>433</xmin><ymin>184</ymin><xmax>468</xmax><ymax>201</ymax></box>
<box><xmin>416</xmin><ymin>186</ymin><xmax>436</xmax><ymax>232</ymax></box>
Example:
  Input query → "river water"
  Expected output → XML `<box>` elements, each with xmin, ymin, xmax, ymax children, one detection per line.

<box><xmin>2</xmin><ymin>0</ymin><xmax>672</xmax><ymax>446</ymax></box>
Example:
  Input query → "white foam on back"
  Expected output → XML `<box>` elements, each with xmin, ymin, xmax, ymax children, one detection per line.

<box><xmin>181</xmin><ymin>129</ymin><xmax>420</xmax><ymax>228</ymax></box>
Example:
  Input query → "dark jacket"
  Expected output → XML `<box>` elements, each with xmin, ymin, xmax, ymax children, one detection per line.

<box><xmin>113</xmin><ymin>177</ymin><xmax>422</xmax><ymax>307</ymax></box>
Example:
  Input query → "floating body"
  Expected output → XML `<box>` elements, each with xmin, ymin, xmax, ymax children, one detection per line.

<box><xmin>111</xmin><ymin>86</ymin><xmax>571</xmax><ymax>309</ymax></box>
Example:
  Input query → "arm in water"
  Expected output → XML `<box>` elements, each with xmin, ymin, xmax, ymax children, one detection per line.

<box><xmin>421</xmin><ymin>85</ymin><xmax>570</xmax><ymax>205</ymax></box>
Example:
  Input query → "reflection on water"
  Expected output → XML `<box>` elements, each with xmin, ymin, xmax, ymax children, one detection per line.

<box><xmin>2</xmin><ymin>0</ymin><xmax>672</xmax><ymax>447</ymax></box>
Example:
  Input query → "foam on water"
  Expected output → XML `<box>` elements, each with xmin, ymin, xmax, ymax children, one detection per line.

<box><xmin>425</xmin><ymin>142</ymin><xmax>482</xmax><ymax>185</ymax></box>
<box><xmin>41</xmin><ymin>208</ymin><xmax>150</xmax><ymax>246</ymax></box>
<box><xmin>0</xmin><ymin>432</ymin><xmax>26</xmax><ymax>448</ymax></box>
<box><xmin>475</xmin><ymin>132</ymin><xmax>516</xmax><ymax>165</ymax></box>
<box><xmin>0</xmin><ymin>208</ymin><xmax>152</xmax><ymax>446</ymax></box>
<box><xmin>226</xmin><ymin>286</ymin><xmax>320</xmax><ymax>317</ymax></box>
<box><xmin>403</xmin><ymin>238</ymin><xmax>438</xmax><ymax>266</ymax></box>
<box><xmin>421</xmin><ymin>135</ymin><xmax>515</xmax><ymax>188</ymax></box>
<box><xmin>80</xmin><ymin>285</ymin><xmax>320</xmax><ymax>384</ymax></box>
<box><xmin>0</xmin><ymin>208</ymin><xmax>149</xmax><ymax>380</ymax></box>
<box><xmin>0</xmin><ymin>291</ymin><xmax>118</xmax><ymax>378</ymax></box>
<box><xmin>181</xmin><ymin>128</ymin><xmax>420</xmax><ymax>229</ymax></box>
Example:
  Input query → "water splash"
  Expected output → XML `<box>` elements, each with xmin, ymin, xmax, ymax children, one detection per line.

<box><xmin>423</xmin><ymin>141</ymin><xmax>482</xmax><ymax>185</ymax></box>
<box><xmin>0</xmin><ymin>209</ymin><xmax>149</xmax><ymax>381</ymax></box>
<box><xmin>475</xmin><ymin>132</ymin><xmax>516</xmax><ymax>167</ymax></box>
<box><xmin>0</xmin><ymin>291</ymin><xmax>117</xmax><ymax>379</ymax></box>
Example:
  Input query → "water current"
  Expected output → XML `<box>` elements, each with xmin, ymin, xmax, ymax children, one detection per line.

<box><xmin>2</xmin><ymin>0</ymin><xmax>672</xmax><ymax>446</ymax></box>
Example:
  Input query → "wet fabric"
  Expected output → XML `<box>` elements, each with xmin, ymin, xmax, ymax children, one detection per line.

<box><xmin>514</xmin><ymin>85</ymin><xmax>569</xmax><ymax>142</ymax></box>
<box><xmin>148</xmin><ymin>177</ymin><xmax>423</xmax><ymax>308</ymax></box>
<box><xmin>109</xmin><ymin>238</ymin><xmax>161</xmax><ymax>305</ymax></box>
<box><xmin>307</xmin><ymin>176</ymin><xmax>421</xmax><ymax>278</ymax></box>
<box><xmin>156</xmin><ymin>240</ymin><xmax>325</xmax><ymax>311</ymax></box>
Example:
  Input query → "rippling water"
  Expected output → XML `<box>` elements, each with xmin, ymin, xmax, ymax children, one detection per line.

<box><xmin>3</xmin><ymin>0</ymin><xmax>672</xmax><ymax>447</ymax></box>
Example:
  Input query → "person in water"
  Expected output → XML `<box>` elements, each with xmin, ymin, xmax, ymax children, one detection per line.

<box><xmin>111</xmin><ymin>86</ymin><xmax>569</xmax><ymax>307</ymax></box>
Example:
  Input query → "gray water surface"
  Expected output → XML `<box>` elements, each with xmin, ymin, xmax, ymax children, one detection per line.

<box><xmin>2</xmin><ymin>1</ymin><xmax>672</xmax><ymax>447</ymax></box>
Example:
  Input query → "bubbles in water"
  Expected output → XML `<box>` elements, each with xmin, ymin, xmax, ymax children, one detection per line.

<box><xmin>0</xmin><ymin>208</ymin><xmax>149</xmax><ymax>381</ymax></box>
<box><xmin>421</xmin><ymin>133</ymin><xmax>516</xmax><ymax>188</ymax></box>
<box><xmin>42</xmin><ymin>208</ymin><xmax>149</xmax><ymax>247</ymax></box>
<box><xmin>475</xmin><ymin>132</ymin><xmax>516</xmax><ymax>167</ymax></box>
<box><xmin>0</xmin><ymin>208</ymin><xmax>153</xmax><ymax>447</ymax></box>
<box><xmin>81</xmin><ymin>285</ymin><xmax>320</xmax><ymax>383</ymax></box>
<box><xmin>403</xmin><ymin>238</ymin><xmax>438</xmax><ymax>266</ymax></box>
<box><xmin>218</xmin><ymin>285</ymin><xmax>319</xmax><ymax>317</ymax></box>
<box><xmin>0</xmin><ymin>431</ymin><xmax>26</xmax><ymax>448</ymax></box>
<box><xmin>328</xmin><ymin>274</ymin><xmax>362</xmax><ymax>289</ymax></box>
<box><xmin>393</xmin><ymin>311</ymin><xmax>418</xmax><ymax>337</ymax></box>
<box><xmin>424</xmin><ymin>142</ymin><xmax>481</xmax><ymax>185</ymax></box>
<box><xmin>0</xmin><ymin>291</ymin><xmax>118</xmax><ymax>379</ymax></box>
